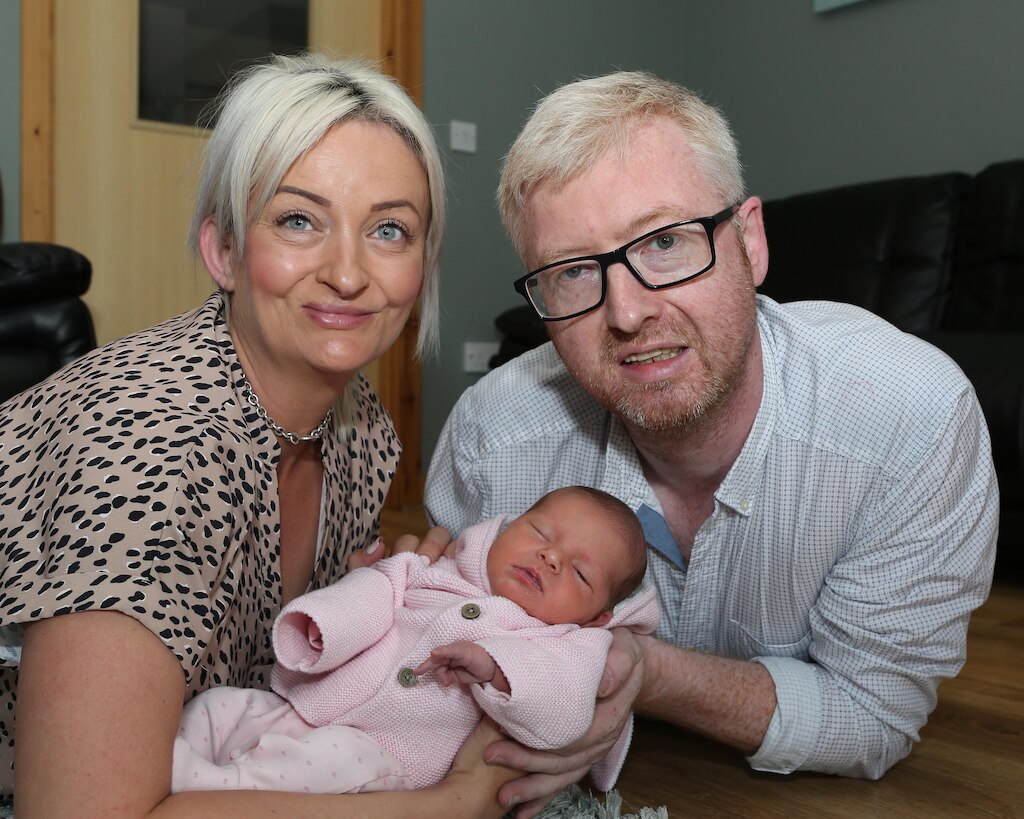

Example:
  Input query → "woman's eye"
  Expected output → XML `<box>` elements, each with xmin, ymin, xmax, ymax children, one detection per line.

<box><xmin>281</xmin><ymin>214</ymin><xmax>312</xmax><ymax>231</ymax></box>
<box><xmin>373</xmin><ymin>221</ymin><xmax>408</xmax><ymax>242</ymax></box>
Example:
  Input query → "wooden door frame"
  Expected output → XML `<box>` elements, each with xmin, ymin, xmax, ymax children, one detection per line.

<box><xmin>20</xmin><ymin>0</ymin><xmax>53</xmax><ymax>243</ymax></box>
<box><xmin>20</xmin><ymin>0</ymin><xmax>426</xmax><ymax>508</ymax></box>
<box><xmin>377</xmin><ymin>0</ymin><xmax>426</xmax><ymax>509</ymax></box>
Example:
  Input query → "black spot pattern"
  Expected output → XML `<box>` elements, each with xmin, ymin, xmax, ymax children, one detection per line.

<box><xmin>0</xmin><ymin>294</ymin><xmax>400</xmax><ymax>794</ymax></box>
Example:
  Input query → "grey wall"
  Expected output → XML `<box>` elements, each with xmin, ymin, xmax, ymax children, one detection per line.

<box><xmin>683</xmin><ymin>0</ymin><xmax>1024</xmax><ymax>201</ymax></box>
<box><xmin>0</xmin><ymin>1</ymin><xmax>20</xmax><ymax>243</ymax></box>
<box><xmin>420</xmin><ymin>0</ymin><xmax>686</xmax><ymax>462</ymax></box>
<box><xmin>421</xmin><ymin>0</ymin><xmax>1024</xmax><ymax>470</ymax></box>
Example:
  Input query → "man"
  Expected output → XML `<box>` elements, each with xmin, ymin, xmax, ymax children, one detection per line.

<box><xmin>425</xmin><ymin>71</ymin><xmax>998</xmax><ymax>814</ymax></box>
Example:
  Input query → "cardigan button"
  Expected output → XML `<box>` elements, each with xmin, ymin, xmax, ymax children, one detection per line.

<box><xmin>461</xmin><ymin>603</ymin><xmax>481</xmax><ymax>620</ymax></box>
<box><xmin>397</xmin><ymin>667</ymin><xmax>418</xmax><ymax>687</ymax></box>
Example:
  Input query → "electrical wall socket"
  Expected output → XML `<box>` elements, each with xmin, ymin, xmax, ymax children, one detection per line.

<box><xmin>463</xmin><ymin>341</ymin><xmax>499</xmax><ymax>373</ymax></box>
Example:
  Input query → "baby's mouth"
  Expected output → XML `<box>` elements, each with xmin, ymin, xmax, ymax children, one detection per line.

<box><xmin>515</xmin><ymin>566</ymin><xmax>543</xmax><ymax>591</ymax></box>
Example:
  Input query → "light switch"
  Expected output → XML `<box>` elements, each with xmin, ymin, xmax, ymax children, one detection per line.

<box><xmin>450</xmin><ymin>120</ymin><xmax>477</xmax><ymax>153</ymax></box>
<box><xmin>463</xmin><ymin>341</ymin><xmax>499</xmax><ymax>373</ymax></box>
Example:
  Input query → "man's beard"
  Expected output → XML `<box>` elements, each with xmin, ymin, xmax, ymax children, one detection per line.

<box><xmin>610</xmin><ymin>367</ymin><xmax>733</xmax><ymax>434</ymax></box>
<box><xmin>571</xmin><ymin>279</ymin><xmax>758</xmax><ymax>436</ymax></box>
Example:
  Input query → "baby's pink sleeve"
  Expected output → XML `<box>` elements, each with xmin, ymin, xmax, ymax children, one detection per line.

<box><xmin>273</xmin><ymin>563</ymin><xmax>403</xmax><ymax>674</ymax></box>
<box><xmin>473</xmin><ymin>627</ymin><xmax>612</xmax><ymax>749</ymax></box>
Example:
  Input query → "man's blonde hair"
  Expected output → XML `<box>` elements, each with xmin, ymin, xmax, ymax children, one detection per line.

<box><xmin>498</xmin><ymin>70</ymin><xmax>743</xmax><ymax>261</ymax></box>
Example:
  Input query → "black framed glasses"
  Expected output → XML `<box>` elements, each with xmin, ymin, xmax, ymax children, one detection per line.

<box><xmin>513</xmin><ymin>205</ymin><xmax>738</xmax><ymax>321</ymax></box>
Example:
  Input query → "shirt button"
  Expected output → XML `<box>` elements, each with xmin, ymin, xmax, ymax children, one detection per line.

<box><xmin>738</xmin><ymin>499</ymin><xmax>751</xmax><ymax>514</ymax></box>
<box><xmin>397</xmin><ymin>667</ymin><xmax>417</xmax><ymax>687</ymax></box>
<box><xmin>461</xmin><ymin>603</ymin><xmax>481</xmax><ymax>620</ymax></box>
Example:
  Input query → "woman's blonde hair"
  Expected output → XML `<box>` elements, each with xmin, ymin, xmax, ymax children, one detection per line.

<box><xmin>190</xmin><ymin>52</ymin><xmax>445</xmax><ymax>367</ymax></box>
<box><xmin>498</xmin><ymin>70</ymin><xmax>743</xmax><ymax>261</ymax></box>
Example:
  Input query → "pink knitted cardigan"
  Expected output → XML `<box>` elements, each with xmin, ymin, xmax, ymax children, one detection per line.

<box><xmin>272</xmin><ymin>514</ymin><xmax>660</xmax><ymax>789</ymax></box>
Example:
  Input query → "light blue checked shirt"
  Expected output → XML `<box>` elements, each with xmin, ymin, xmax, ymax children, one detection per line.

<box><xmin>425</xmin><ymin>296</ymin><xmax>998</xmax><ymax>778</ymax></box>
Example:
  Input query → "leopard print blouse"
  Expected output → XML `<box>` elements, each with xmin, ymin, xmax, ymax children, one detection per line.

<box><xmin>0</xmin><ymin>293</ymin><xmax>400</xmax><ymax>793</ymax></box>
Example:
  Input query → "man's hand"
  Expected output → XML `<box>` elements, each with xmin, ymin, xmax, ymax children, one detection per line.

<box><xmin>414</xmin><ymin>640</ymin><xmax>509</xmax><ymax>692</ymax></box>
<box><xmin>347</xmin><ymin>526</ymin><xmax>455</xmax><ymax>572</ymax></box>
<box><xmin>484</xmin><ymin>628</ymin><xmax>645</xmax><ymax>818</ymax></box>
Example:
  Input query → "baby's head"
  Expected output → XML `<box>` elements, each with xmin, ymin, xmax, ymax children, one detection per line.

<box><xmin>485</xmin><ymin>486</ymin><xmax>647</xmax><ymax>627</ymax></box>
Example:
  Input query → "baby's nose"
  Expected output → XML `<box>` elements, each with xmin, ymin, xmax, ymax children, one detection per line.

<box><xmin>539</xmin><ymin>549</ymin><xmax>562</xmax><ymax>572</ymax></box>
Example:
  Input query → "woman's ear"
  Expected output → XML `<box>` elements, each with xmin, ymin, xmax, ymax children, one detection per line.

<box><xmin>198</xmin><ymin>216</ymin><xmax>236</xmax><ymax>292</ymax></box>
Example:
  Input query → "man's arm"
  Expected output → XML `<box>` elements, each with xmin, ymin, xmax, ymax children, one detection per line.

<box><xmin>635</xmin><ymin>635</ymin><xmax>776</xmax><ymax>753</ymax></box>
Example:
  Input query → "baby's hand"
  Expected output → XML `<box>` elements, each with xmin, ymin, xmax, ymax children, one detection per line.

<box><xmin>414</xmin><ymin>641</ymin><xmax>509</xmax><ymax>692</ymax></box>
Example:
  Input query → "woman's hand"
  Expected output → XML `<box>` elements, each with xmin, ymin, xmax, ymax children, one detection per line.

<box><xmin>436</xmin><ymin>716</ymin><xmax>523</xmax><ymax>817</ymax></box>
<box><xmin>483</xmin><ymin>627</ymin><xmax>646</xmax><ymax>818</ymax></box>
<box><xmin>348</xmin><ymin>526</ymin><xmax>455</xmax><ymax>571</ymax></box>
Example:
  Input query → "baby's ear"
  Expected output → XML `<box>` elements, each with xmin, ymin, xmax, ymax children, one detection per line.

<box><xmin>583</xmin><ymin>610</ymin><xmax>613</xmax><ymax>628</ymax></box>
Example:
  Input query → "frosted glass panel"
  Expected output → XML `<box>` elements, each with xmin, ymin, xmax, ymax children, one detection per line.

<box><xmin>138</xmin><ymin>0</ymin><xmax>308</xmax><ymax>126</ymax></box>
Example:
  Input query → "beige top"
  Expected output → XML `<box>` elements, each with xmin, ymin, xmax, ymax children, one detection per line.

<box><xmin>0</xmin><ymin>293</ymin><xmax>400</xmax><ymax>793</ymax></box>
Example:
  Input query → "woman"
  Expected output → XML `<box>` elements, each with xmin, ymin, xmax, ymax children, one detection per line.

<box><xmin>0</xmin><ymin>53</ymin><xmax>515</xmax><ymax>817</ymax></box>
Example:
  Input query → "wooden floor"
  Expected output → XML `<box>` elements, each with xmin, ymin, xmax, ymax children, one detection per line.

<box><xmin>615</xmin><ymin>580</ymin><xmax>1024</xmax><ymax>817</ymax></box>
<box><xmin>381</xmin><ymin>509</ymin><xmax>1024</xmax><ymax>817</ymax></box>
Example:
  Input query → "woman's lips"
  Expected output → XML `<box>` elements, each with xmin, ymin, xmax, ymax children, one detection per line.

<box><xmin>303</xmin><ymin>303</ymin><xmax>375</xmax><ymax>329</ymax></box>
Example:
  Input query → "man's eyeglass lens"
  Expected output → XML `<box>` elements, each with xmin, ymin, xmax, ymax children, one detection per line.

<box><xmin>525</xmin><ymin>219</ymin><xmax>717</xmax><ymax>320</ymax></box>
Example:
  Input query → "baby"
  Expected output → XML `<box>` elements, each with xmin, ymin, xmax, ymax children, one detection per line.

<box><xmin>173</xmin><ymin>485</ymin><xmax>658</xmax><ymax>794</ymax></box>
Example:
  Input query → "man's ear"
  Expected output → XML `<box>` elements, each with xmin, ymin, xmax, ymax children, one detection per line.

<box><xmin>584</xmin><ymin>610</ymin><xmax>614</xmax><ymax>629</ymax></box>
<box><xmin>736</xmin><ymin>195</ymin><xmax>769</xmax><ymax>288</ymax></box>
<box><xmin>198</xmin><ymin>216</ymin><xmax>237</xmax><ymax>292</ymax></box>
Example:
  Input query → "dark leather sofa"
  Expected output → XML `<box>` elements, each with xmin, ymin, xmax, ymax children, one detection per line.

<box><xmin>760</xmin><ymin>160</ymin><xmax>1023</xmax><ymax>575</ymax></box>
<box><xmin>0</xmin><ymin>242</ymin><xmax>96</xmax><ymax>404</ymax></box>
<box><xmin>492</xmin><ymin>160</ymin><xmax>1024</xmax><ymax>575</ymax></box>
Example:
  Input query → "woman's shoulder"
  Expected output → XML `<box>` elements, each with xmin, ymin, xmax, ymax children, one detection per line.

<box><xmin>1</xmin><ymin>296</ymin><xmax>242</xmax><ymax>439</ymax></box>
<box><xmin>54</xmin><ymin>296</ymin><xmax>228</xmax><ymax>402</ymax></box>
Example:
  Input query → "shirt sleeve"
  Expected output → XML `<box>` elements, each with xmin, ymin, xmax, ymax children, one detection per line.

<box><xmin>424</xmin><ymin>396</ymin><xmax>489</xmax><ymax>534</ymax></box>
<box><xmin>0</xmin><ymin>405</ymin><xmax>263</xmax><ymax>685</ymax></box>
<box><xmin>749</xmin><ymin>388</ymin><xmax>998</xmax><ymax>778</ymax></box>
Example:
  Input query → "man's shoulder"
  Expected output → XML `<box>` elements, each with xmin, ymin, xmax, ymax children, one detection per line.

<box><xmin>447</xmin><ymin>342</ymin><xmax>609</xmax><ymax>449</ymax></box>
<box><xmin>760</xmin><ymin>297</ymin><xmax>969</xmax><ymax>393</ymax></box>
<box><xmin>758</xmin><ymin>297</ymin><xmax>975</xmax><ymax>462</ymax></box>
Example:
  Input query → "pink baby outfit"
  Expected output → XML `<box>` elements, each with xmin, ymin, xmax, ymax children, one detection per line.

<box><xmin>174</xmin><ymin>514</ymin><xmax>660</xmax><ymax>793</ymax></box>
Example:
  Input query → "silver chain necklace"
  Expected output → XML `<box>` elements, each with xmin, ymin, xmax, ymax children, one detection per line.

<box><xmin>239</xmin><ymin>374</ymin><xmax>332</xmax><ymax>445</ymax></box>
